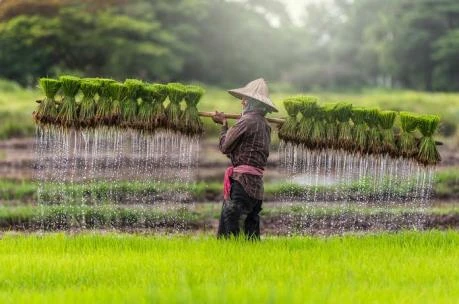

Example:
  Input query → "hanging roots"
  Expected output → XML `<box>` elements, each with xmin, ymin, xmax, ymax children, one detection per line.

<box><xmin>34</xmin><ymin>78</ymin><xmax>61</xmax><ymax>125</ymax></box>
<box><xmin>122</xmin><ymin>79</ymin><xmax>143</xmax><ymax>129</ymax></box>
<box><xmin>378</xmin><ymin>110</ymin><xmax>397</xmax><ymax>156</ymax></box>
<box><xmin>278</xmin><ymin>98</ymin><xmax>301</xmax><ymax>144</ymax></box>
<box><xmin>166</xmin><ymin>83</ymin><xmax>186</xmax><ymax>132</ymax></box>
<box><xmin>182</xmin><ymin>85</ymin><xmax>205</xmax><ymax>136</ymax></box>
<box><xmin>417</xmin><ymin>114</ymin><xmax>441</xmax><ymax>166</ymax></box>
<box><xmin>79</xmin><ymin>80</ymin><xmax>100</xmax><ymax>128</ymax></box>
<box><xmin>57</xmin><ymin>75</ymin><xmax>81</xmax><ymax>128</ymax></box>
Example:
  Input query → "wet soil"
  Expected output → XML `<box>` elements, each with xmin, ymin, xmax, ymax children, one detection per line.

<box><xmin>2</xmin><ymin>212</ymin><xmax>458</xmax><ymax>236</ymax></box>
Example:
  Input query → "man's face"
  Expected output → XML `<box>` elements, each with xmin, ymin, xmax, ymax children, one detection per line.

<box><xmin>241</xmin><ymin>98</ymin><xmax>248</xmax><ymax>109</ymax></box>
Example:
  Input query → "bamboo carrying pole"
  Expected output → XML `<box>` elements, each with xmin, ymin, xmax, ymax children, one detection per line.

<box><xmin>198</xmin><ymin>111</ymin><xmax>285</xmax><ymax>125</ymax></box>
<box><xmin>198</xmin><ymin>111</ymin><xmax>443</xmax><ymax>145</ymax></box>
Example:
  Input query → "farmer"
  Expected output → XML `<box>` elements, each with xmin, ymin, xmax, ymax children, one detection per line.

<box><xmin>212</xmin><ymin>78</ymin><xmax>278</xmax><ymax>240</ymax></box>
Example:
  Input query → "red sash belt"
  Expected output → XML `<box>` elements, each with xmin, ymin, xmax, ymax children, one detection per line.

<box><xmin>223</xmin><ymin>165</ymin><xmax>264</xmax><ymax>200</ymax></box>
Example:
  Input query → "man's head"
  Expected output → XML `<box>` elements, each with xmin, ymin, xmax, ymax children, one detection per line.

<box><xmin>241</xmin><ymin>97</ymin><xmax>272</xmax><ymax>116</ymax></box>
<box><xmin>228</xmin><ymin>78</ymin><xmax>279</xmax><ymax>113</ymax></box>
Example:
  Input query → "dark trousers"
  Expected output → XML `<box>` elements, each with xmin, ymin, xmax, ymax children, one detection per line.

<box><xmin>217</xmin><ymin>179</ymin><xmax>263</xmax><ymax>240</ymax></box>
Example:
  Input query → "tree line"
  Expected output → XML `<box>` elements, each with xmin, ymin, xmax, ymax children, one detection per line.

<box><xmin>0</xmin><ymin>0</ymin><xmax>458</xmax><ymax>91</ymax></box>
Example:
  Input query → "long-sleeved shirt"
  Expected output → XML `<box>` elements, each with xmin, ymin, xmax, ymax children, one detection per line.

<box><xmin>219</xmin><ymin>109</ymin><xmax>271</xmax><ymax>200</ymax></box>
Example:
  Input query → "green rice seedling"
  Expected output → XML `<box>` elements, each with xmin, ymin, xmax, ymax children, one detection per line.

<box><xmin>182</xmin><ymin>85</ymin><xmax>205</xmax><ymax>136</ymax></box>
<box><xmin>378</xmin><ymin>110</ymin><xmax>397</xmax><ymax>156</ymax></box>
<box><xmin>351</xmin><ymin>107</ymin><xmax>368</xmax><ymax>154</ymax></box>
<box><xmin>364</xmin><ymin>108</ymin><xmax>381</xmax><ymax>154</ymax></box>
<box><xmin>34</xmin><ymin>78</ymin><xmax>61</xmax><ymax>125</ymax></box>
<box><xmin>166</xmin><ymin>83</ymin><xmax>186</xmax><ymax>132</ymax></box>
<box><xmin>295</xmin><ymin>96</ymin><xmax>319</xmax><ymax>147</ymax></box>
<box><xmin>78</xmin><ymin>80</ymin><xmax>100</xmax><ymax>128</ymax></box>
<box><xmin>122</xmin><ymin>79</ymin><xmax>144</xmax><ymax>128</ymax></box>
<box><xmin>57</xmin><ymin>75</ymin><xmax>81</xmax><ymax>128</ymax></box>
<box><xmin>136</xmin><ymin>84</ymin><xmax>156</xmax><ymax>131</ymax></box>
<box><xmin>151</xmin><ymin>84</ymin><xmax>168</xmax><ymax>129</ymax></box>
<box><xmin>324</xmin><ymin>103</ymin><xmax>338</xmax><ymax>149</ymax></box>
<box><xmin>399</xmin><ymin>112</ymin><xmax>420</xmax><ymax>159</ymax></box>
<box><xmin>335</xmin><ymin>103</ymin><xmax>353</xmax><ymax>151</ymax></box>
<box><xmin>417</xmin><ymin>114</ymin><xmax>441</xmax><ymax>165</ymax></box>
<box><xmin>278</xmin><ymin>98</ymin><xmax>301</xmax><ymax>144</ymax></box>
<box><xmin>94</xmin><ymin>78</ymin><xmax>116</xmax><ymax>126</ymax></box>
<box><xmin>310</xmin><ymin>105</ymin><xmax>327</xmax><ymax>149</ymax></box>
<box><xmin>108</xmin><ymin>82</ymin><xmax>128</xmax><ymax>126</ymax></box>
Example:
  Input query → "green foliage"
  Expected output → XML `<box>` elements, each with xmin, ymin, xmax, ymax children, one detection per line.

<box><xmin>351</xmin><ymin>107</ymin><xmax>368</xmax><ymax>153</ymax></box>
<box><xmin>57</xmin><ymin>75</ymin><xmax>80</xmax><ymax>127</ymax></box>
<box><xmin>166</xmin><ymin>83</ymin><xmax>186</xmax><ymax>131</ymax></box>
<box><xmin>417</xmin><ymin>115</ymin><xmax>441</xmax><ymax>165</ymax></box>
<box><xmin>34</xmin><ymin>78</ymin><xmax>61</xmax><ymax>124</ymax></box>
<box><xmin>0</xmin><ymin>231</ymin><xmax>458</xmax><ymax>303</ymax></box>
<box><xmin>122</xmin><ymin>79</ymin><xmax>143</xmax><ymax>128</ymax></box>
<box><xmin>279</xmin><ymin>98</ymin><xmax>301</xmax><ymax>143</ymax></box>
<box><xmin>78</xmin><ymin>80</ymin><xmax>100</xmax><ymax>128</ymax></box>
<box><xmin>182</xmin><ymin>85</ymin><xmax>205</xmax><ymax>136</ymax></box>
<box><xmin>107</xmin><ymin>82</ymin><xmax>128</xmax><ymax>125</ymax></box>
<box><xmin>378</xmin><ymin>111</ymin><xmax>397</xmax><ymax>155</ymax></box>
<box><xmin>94</xmin><ymin>78</ymin><xmax>116</xmax><ymax>126</ymax></box>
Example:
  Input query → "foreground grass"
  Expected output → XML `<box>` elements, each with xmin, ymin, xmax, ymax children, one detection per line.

<box><xmin>0</xmin><ymin>231</ymin><xmax>457</xmax><ymax>303</ymax></box>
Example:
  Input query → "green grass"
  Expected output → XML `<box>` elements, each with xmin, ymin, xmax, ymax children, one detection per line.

<box><xmin>0</xmin><ymin>231</ymin><xmax>457</xmax><ymax>303</ymax></box>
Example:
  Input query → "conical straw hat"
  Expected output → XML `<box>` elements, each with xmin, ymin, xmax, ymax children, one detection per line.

<box><xmin>228</xmin><ymin>78</ymin><xmax>278</xmax><ymax>112</ymax></box>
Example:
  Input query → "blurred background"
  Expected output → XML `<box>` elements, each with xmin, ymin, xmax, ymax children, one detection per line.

<box><xmin>0</xmin><ymin>0</ymin><xmax>458</xmax><ymax>206</ymax></box>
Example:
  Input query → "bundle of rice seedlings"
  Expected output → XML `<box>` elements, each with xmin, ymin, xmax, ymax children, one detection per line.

<box><xmin>136</xmin><ymin>84</ymin><xmax>156</xmax><ymax>131</ymax></box>
<box><xmin>378</xmin><ymin>110</ymin><xmax>397</xmax><ymax>156</ymax></box>
<box><xmin>151</xmin><ymin>84</ymin><xmax>168</xmax><ymax>129</ymax></box>
<box><xmin>364</xmin><ymin>108</ymin><xmax>381</xmax><ymax>154</ymax></box>
<box><xmin>278</xmin><ymin>98</ymin><xmax>301</xmax><ymax>144</ymax></box>
<box><xmin>181</xmin><ymin>85</ymin><xmax>205</xmax><ymax>136</ymax></box>
<box><xmin>399</xmin><ymin>111</ymin><xmax>419</xmax><ymax>159</ymax></box>
<box><xmin>122</xmin><ymin>79</ymin><xmax>144</xmax><ymax>128</ymax></box>
<box><xmin>324</xmin><ymin>103</ymin><xmax>338</xmax><ymax>149</ymax></box>
<box><xmin>417</xmin><ymin>114</ymin><xmax>441</xmax><ymax>165</ymax></box>
<box><xmin>57</xmin><ymin>76</ymin><xmax>81</xmax><ymax>128</ymax></box>
<box><xmin>34</xmin><ymin>78</ymin><xmax>61</xmax><ymax>125</ymax></box>
<box><xmin>296</xmin><ymin>96</ymin><xmax>319</xmax><ymax>147</ymax></box>
<box><xmin>310</xmin><ymin>105</ymin><xmax>327</xmax><ymax>149</ymax></box>
<box><xmin>78</xmin><ymin>80</ymin><xmax>100</xmax><ymax>128</ymax></box>
<box><xmin>335</xmin><ymin>103</ymin><xmax>353</xmax><ymax>151</ymax></box>
<box><xmin>351</xmin><ymin>107</ymin><xmax>368</xmax><ymax>154</ymax></box>
<box><xmin>166</xmin><ymin>83</ymin><xmax>186</xmax><ymax>132</ymax></box>
<box><xmin>107</xmin><ymin>82</ymin><xmax>128</xmax><ymax>127</ymax></box>
<box><xmin>95</xmin><ymin>78</ymin><xmax>116</xmax><ymax>126</ymax></box>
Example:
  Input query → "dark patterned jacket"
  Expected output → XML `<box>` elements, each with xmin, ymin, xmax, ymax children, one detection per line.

<box><xmin>219</xmin><ymin>109</ymin><xmax>271</xmax><ymax>200</ymax></box>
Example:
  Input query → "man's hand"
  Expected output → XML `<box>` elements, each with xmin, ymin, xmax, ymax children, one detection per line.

<box><xmin>212</xmin><ymin>111</ymin><xmax>227</xmax><ymax>125</ymax></box>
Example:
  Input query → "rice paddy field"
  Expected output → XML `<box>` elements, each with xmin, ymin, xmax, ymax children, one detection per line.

<box><xmin>0</xmin><ymin>79</ymin><xmax>458</xmax><ymax>303</ymax></box>
<box><xmin>0</xmin><ymin>231</ymin><xmax>457</xmax><ymax>304</ymax></box>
